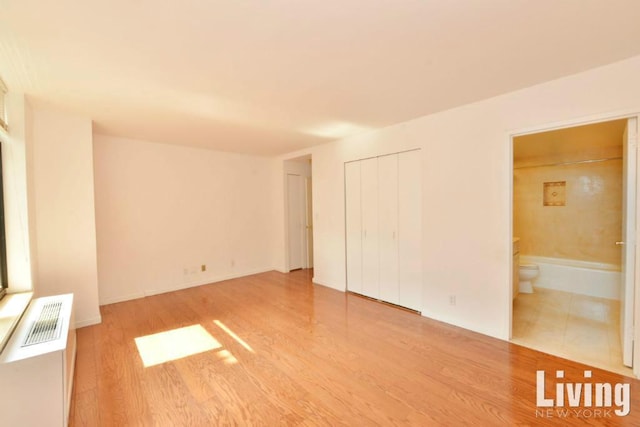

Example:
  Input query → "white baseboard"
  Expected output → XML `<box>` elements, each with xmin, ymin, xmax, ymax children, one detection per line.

<box><xmin>98</xmin><ymin>268</ymin><xmax>274</xmax><ymax>305</ymax></box>
<box><xmin>420</xmin><ymin>310</ymin><xmax>500</xmax><ymax>341</ymax></box>
<box><xmin>99</xmin><ymin>291</ymin><xmax>145</xmax><ymax>306</ymax></box>
<box><xmin>75</xmin><ymin>315</ymin><xmax>102</xmax><ymax>328</ymax></box>
<box><xmin>144</xmin><ymin>267</ymin><xmax>273</xmax><ymax>297</ymax></box>
<box><xmin>312</xmin><ymin>277</ymin><xmax>345</xmax><ymax>292</ymax></box>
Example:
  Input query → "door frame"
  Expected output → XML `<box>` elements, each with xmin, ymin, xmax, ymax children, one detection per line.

<box><xmin>286</xmin><ymin>173</ymin><xmax>305</xmax><ymax>271</ymax></box>
<box><xmin>507</xmin><ymin>112</ymin><xmax>640</xmax><ymax>377</ymax></box>
<box><xmin>283</xmin><ymin>155</ymin><xmax>313</xmax><ymax>273</ymax></box>
<box><xmin>304</xmin><ymin>176</ymin><xmax>314</xmax><ymax>269</ymax></box>
<box><xmin>622</xmin><ymin>117</ymin><xmax>637</xmax><ymax>366</ymax></box>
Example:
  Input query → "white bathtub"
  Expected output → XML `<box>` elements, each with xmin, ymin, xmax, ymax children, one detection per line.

<box><xmin>520</xmin><ymin>255</ymin><xmax>621</xmax><ymax>300</ymax></box>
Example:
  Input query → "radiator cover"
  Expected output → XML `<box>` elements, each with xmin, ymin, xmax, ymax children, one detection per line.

<box><xmin>0</xmin><ymin>294</ymin><xmax>76</xmax><ymax>427</ymax></box>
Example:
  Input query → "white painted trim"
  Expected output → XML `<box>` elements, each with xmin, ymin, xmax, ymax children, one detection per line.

<box><xmin>508</xmin><ymin>108</ymin><xmax>640</xmax><ymax>138</ymax></box>
<box><xmin>99</xmin><ymin>292</ymin><xmax>145</xmax><ymax>306</ymax></box>
<box><xmin>143</xmin><ymin>268</ymin><xmax>273</xmax><ymax>298</ymax></box>
<box><xmin>0</xmin><ymin>292</ymin><xmax>33</xmax><ymax>352</ymax></box>
<box><xmin>75</xmin><ymin>316</ymin><xmax>102</xmax><ymax>328</ymax></box>
<box><xmin>506</xmin><ymin>125</ymin><xmax>514</xmax><ymax>341</ymax></box>
<box><xmin>312</xmin><ymin>277</ymin><xmax>344</xmax><ymax>292</ymax></box>
<box><xmin>634</xmin><ymin>115</ymin><xmax>640</xmax><ymax>378</ymax></box>
<box><xmin>421</xmin><ymin>310</ymin><xmax>500</xmax><ymax>340</ymax></box>
<box><xmin>99</xmin><ymin>269</ymin><xmax>275</xmax><ymax>306</ymax></box>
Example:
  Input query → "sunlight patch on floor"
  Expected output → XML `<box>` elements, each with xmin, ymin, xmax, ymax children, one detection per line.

<box><xmin>135</xmin><ymin>324</ymin><xmax>221</xmax><ymax>367</ymax></box>
<box><xmin>216</xmin><ymin>349</ymin><xmax>238</xmax><ymax>365</ymax></box>
<box><xmin>214</xmin><ymin>319</ymin><xmax>255</xmax><ymax>353</ymax></box>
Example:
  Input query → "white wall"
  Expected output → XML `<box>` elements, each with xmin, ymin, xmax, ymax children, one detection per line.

<box><xmin>93</xmin><ymin>135</ymin><xmax>276</xmax><ymax>305</ymax></box>
<box><xmin>31</xmin><ymin>109</ymin><xmax>101</xmax><ymax>327</ymax></box>
<box><xmin>284</xmin><ymin>55</ymin><xmax>640</xmax><ymax>340</ymax></box>
<box><xmin>0</xmin><ymin>93</ymin><xmax>35</xmax><ymax>293</ymax></box>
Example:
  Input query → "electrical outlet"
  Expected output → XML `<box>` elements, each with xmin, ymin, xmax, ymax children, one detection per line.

<box><xmin>183</xmin><ymin>268</ymin><xmax>188</xmax><ymax>275</ymax></box>
<box><xmin>201</xmin><ymin>264</ymin><xmax>206</xmax><ymax>272</ymax></box>
<box><xmin>231</xmin><ymin>259</ymin><xmax>235</xmax><ymax>267</ymax></box>
<box><xmin>449</xmin><ymin>295</ymin><xmax>456</xmax><ymax>306</ymax></box>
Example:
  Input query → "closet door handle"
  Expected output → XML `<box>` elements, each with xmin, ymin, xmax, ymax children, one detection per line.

<box><xmin>616</xmin><ymin>241</ymin><xmax>625</xmax><ymax>245</ymax></box>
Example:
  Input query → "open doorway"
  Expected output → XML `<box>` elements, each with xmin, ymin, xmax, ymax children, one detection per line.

<box><xmin>510</xmin><ymin>117</ymin><xmax>637</xmax><ymax>377</ymax></box>
<box><xmin>284</xmin><ymin>155</ymin><xmax>313</xmax><ymax>272</ymax></box>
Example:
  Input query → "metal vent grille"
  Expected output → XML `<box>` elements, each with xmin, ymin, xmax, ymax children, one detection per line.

<box><xmin>22</xmin><ymin>301</ymin><xmax>63</xmax><ymax>346</ymax></box>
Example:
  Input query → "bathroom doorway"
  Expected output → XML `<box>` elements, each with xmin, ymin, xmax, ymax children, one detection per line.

<box><xmin>284</xmin><ymin>155</ymin><xmax>314</xmax><ymax>272</ymax></box>
<box><xmin>510</xmin><ymin>117</ymin><xmax>638</xmax><ymax>377</ymax></box>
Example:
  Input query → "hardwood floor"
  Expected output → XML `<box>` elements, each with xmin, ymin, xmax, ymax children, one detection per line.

<box><xmin>70</xmin><ymin>270</ymin><xmax>640</xmax><ymax>425</ymax></box>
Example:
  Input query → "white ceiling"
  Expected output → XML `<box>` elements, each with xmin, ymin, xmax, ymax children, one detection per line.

<box><xmin>2</xmin><ymin>1</ymin><xmax>640</xmax><ymax>155</ymax></box>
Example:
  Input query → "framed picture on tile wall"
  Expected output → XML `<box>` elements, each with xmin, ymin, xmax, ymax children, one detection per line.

<box><xmin>543</xmin><ymin>181</ymin><xmax>566</xmax><ymax>206</ymax></box>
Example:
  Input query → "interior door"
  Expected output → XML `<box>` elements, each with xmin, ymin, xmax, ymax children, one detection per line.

<box><xmin>621</xmin><ymin>117</ymin><xmax>637</xmax><ymax>367</ymax></box>
<box><xmin>361</xmin><ymin>157</ymin><xmax>379</xmax><ymax>299</ymax></box>
<box><xmin>345</xmin><ymin>162</ymin><xmax>363</xmax><ymax>294</ymax></box>
<box><xmin>305</xmin><ymin>177</ymin><xmax>314</xmax><ymax>268</ymax></box>
<box><xmin>287</xmin><ymin>174</ymin><xmax>305</xmax><ymax>271</ymax></box>
<box><xmin>378</xmin><ymin>154</ymin><xmax>399</xmax><ymax>304</ymax></box>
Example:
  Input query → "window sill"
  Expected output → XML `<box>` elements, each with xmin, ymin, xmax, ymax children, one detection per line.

<box><xmin>0</xmin><ymin>292</ymin><xmax>33</xmax><ymax>354</ymax></box>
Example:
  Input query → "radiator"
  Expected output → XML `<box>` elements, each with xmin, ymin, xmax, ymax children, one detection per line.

<box><xmin>0</xmin><ymin>294</ymin><xmax>76</xmax><ymax>427</ymax></box>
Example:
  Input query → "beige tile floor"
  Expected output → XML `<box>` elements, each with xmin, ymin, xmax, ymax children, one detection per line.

<box><xmin>511</xmin><ymin>287</ymin><xmax>634</xmax><ymax>377</ymax></box>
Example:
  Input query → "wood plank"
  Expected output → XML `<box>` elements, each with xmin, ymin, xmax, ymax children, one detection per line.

<box><xmin>70</xmin><ymin>269</ymin><xmax>640</xmax><ymax>425</ymax></box>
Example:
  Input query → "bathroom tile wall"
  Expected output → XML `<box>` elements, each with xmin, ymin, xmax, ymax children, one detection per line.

<box><xmin>513</xmin><ymin>159</ymin><xmax>622</xmax><ymax>265</ymax></box>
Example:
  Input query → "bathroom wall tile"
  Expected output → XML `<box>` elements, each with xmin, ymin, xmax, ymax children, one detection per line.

<box><xmin>514</xmin><ymin>159</ymin><xmax>622</xmax><ymax>265</ymax></box>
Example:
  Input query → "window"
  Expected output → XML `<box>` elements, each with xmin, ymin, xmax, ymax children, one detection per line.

<box><xmin>0</xmin><ymin>77</ymin><xmax>7</xmax><ymax>300</ymax></box>
<box><xmin>0</xmin><ymin>78</ymin><xmax>7</xmax><ymax>132</ymax></box>
<box><xmin>0</xmin><ymin>143</ymin><xmax>6</xmax><ymax>301</ymax></box>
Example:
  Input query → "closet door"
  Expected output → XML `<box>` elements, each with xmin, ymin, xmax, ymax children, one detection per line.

<box><xmin>378</xmin><ymin>154</ymin><xmax>399</xmax><ymax>304</ymax></box>
<box><xmin>287</xmin><ymin>174</ymin><xmax>305</xmax><ymax>270</ymax></box>
<box><xmin>345</xmin><ymin>161</ymin><xmax>363</xmax><ymax>294</ymax></box>
<box><xmin>398</xmin><ymin>150</ymin><xmax>422</xmax><ymax>311</ymax></box>
<box><xmin>360</xmin><ymin>157</ymin><xmax>379</xmax><ymax>299</ymax></box>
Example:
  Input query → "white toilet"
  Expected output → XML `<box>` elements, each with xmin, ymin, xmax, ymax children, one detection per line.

<box><xmin>518</xmin><ymin>263</ymin><xmax>539</xmax><ymax>294</ymax></box>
